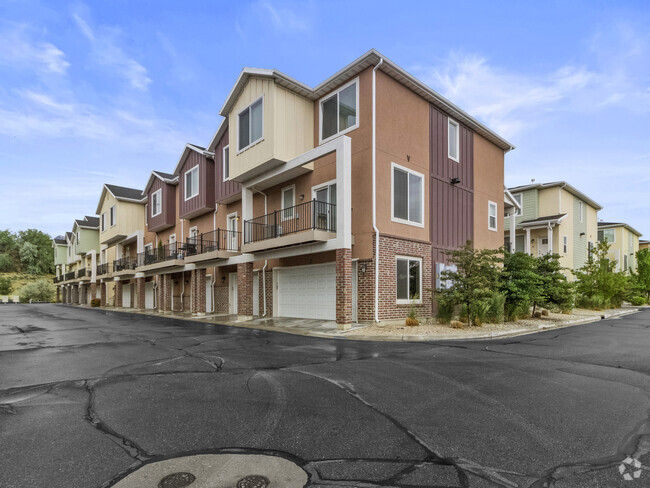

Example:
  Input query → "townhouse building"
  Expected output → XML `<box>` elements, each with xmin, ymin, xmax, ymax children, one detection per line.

<box><xmin>55</xmin><ymin>49</ymin><xmax>514</xmax><ymax>328</ymax></box>
<box><xmin>640</xmin><ymin>240</ymin><xmax>649</xmax><ymax>251</ymax></box>
<box><xmin>597</xmin><ymin>222</ymin><xmax>642</xmax><ymax>273</ymax></box>
<box><xmin>505</xmin><ymin>181</ymin><xmax>601</xmax><ymax>278</ymax></box>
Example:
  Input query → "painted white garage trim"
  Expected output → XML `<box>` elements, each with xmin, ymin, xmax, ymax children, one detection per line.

<box><xmin>122</xmin><ymin>284</ymin><xmax>132</xmax><ymax>308</ymax></box>
<box><xmin>145</xmin><ymin>282</ymin><xmax>154</xmax><ymax>309</ymax></box>
<box><xmin>275</xmin><ymin>263</ymin><xmax>336</xmax><ymax>320</ymax></box>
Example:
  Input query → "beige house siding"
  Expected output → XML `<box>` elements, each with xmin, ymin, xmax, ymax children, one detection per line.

<box><xmin>601</xmin><ymin>225</ymin><xmax>640</xmax><ymax>273</ymax></box>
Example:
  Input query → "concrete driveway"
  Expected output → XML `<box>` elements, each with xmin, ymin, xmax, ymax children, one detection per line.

<box><xmin>0</xmin><ymin>304</ymin><xmax>648</xmax><ymax>487</ymax></box>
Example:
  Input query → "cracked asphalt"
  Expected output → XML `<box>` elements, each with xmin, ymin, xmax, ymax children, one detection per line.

<box><xmin>0</xmin><ymin>304</ymin><xmax>649</xmax><ymax>488</ymax></box>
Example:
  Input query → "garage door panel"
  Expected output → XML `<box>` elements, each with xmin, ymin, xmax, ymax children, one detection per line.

<box><xmin>277</xmin><ymin>263</ymin><xmax>335</xmax><ymax>320</ymax></box>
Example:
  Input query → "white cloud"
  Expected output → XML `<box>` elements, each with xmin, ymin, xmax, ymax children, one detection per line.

<box><xmin>258</xmin><ymin>1</ymin><xmax>309</xmax><ymax>32</ymax></box>
<box><xmin>0</xmin><ymin>25</ymin><xmax>69</xmax><ymax>74</ymax></box>
<box><xmin>72</xmin><ymin>13</ymin><xmax>151</xmax><ymax>91</ymax></box>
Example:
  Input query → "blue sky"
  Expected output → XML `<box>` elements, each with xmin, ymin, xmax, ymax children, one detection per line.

<box><xmin>1</xmin><ymin>0</ymin><xmax>649</xmax><ymax>239</ymax></box>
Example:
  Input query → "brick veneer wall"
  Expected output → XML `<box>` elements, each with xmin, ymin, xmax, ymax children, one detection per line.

<box><xmin>237</xmin><ymin>262</ymin><xmax>253</xmax><ymax>316</ymax></box>
<box><xmin>215</xmin><ymin>285</ymin><xmax>229</xmax><ymax>314</ymax></box>
<box><xmin>336</xmin><ymin>248</ymin><xmax>352</xmax><ymax>325</ymax></box>
<box><xmin>263</xmin><ymin>268</ymin><xmax>273</xmax><ymax>317</ymax></box>
<box><xmin>115</xmin><ymin>281</ymin><xmax>123</xmax><ymax>307</ymax></box>
<box><xmin>191</xmin><ymin>268</ymin><xmax>206</xmax><ymax>314</ymax></box>
<box><xmin>136</xmin><ymin>278</ymin><xmax>145</xmax><ymax>309</ymax></box>
<box><xmin>100</xmin><ymin>282</ymin><xmax>106</xmax><ymax>306</ymax></box>
<box><xmin>56</xmin><ymin>287</ymin><xmax>61</xmax><ymax>303</ymax></box>
<box><xmin>80</xmin><ymin>284</ymin><xmax>86</xmax><ymax>305</ymax></box>
<box><xmin>163</xmin><ymin>274</ymin><xmax>172</xmax><ymax>312</ymax></box>
<box><xmin>357</xmin><ymin>258</ymin><xmax>375</xmax><ymax>322</ymax></box>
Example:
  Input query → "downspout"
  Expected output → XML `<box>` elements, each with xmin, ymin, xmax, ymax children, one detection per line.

<box><xmin>211</xmin><ymin>266</ymin><xmax>216</xmax><ymax>313</ymax></box>
<box><xmin>372</xmin><ymin>57</ymin><xmax>384</xmax><ymax>323</ymax></box>
<box><xmin>179</xmin><ymin>272</ymin><xmax>185</xmax><ymax>312</ymax></box>
<box><xmin>262</xmin><ymin>260</ymin><xmax>268</xmax><ymax>316</ymax></box>
<box><xmin>152</xmin><ymin>280</ymin><xmax>158</xmax><ymax>309</ymax></box>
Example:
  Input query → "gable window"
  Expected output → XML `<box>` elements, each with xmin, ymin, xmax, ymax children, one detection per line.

<box><xmin>488</xmin><ymin>201</ymin><xmax>497</xmax><ymax>231</ymax></box>
<box><xmin>109</xmin><ymin>206</ymin><xmax>116</xmax><ymax>227</ymax></box>
<box><xmin>281</xmin><ymin>186</ymin><xmax>295</xmax><ymax>221</ymax></box>
<box><xmin>185</xmin><ymin>166</ymin><xmax>199</xmax><ymax>200</ymax></box>
<box><xmin>223</xmin><ymin>145</ymin><xmax>230</xmax><ymax>181</ymax></box>
<box><xmin>151</xmin><ymin>189</ymin><xmax>162</xmax><ymax>217</ymax></box>
<box><xmin>598</xmin><ymin>228</ymin><xmax>615</xmax><ymax>243</ymax></box>
<box><xmin>396</xmin><ymin>256</ymin><xmax>422</xmax><ymax>304</ymax></box>
<box><xmin>579</xmin><ymin>201</ymin><xmax>584</xmax><ymax>223</ymax></box>
<box><xmin>238</xmin><ymin>97</ymin><xmax>263</xmax><ymax>151</ymax></box>
<box><xmin>101</xmin><ymin>213</ymin><xmax>106</xmax><ymax>232</ymax></box>
<box><xmin>563</xmin><ymin>235</ymin><xmax>568</xmax><ymax>254</ymax></box>
<box><xmin>513</xmin><ymin>193</ymin><xmax>523</xmax><ymax>216</ymax></box>
<box><xmin>320</xmin><ymin>78</ymin><xmax>358</xmax><ymax>143</ymax></box>
<box><xmin>448</xmin><ymin>118</ymin><xmax>460</xmax><ymax>162</ymax></box>
<box><xmin>392</xmin><ymin>163</ymin><xmax>424</xmax><ymax>227</ymax></box>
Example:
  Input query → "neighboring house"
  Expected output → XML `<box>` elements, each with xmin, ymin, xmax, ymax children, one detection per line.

<box><xmin>640</xmin><ymin>240</ymin><xmax>649</xmax><ymax>251</ymax></box>
<box><xmin>597</xmin><ymin>222</ymin><xmax>642</xmax><ymax>273</ymax></box>
<box><xmin>52</xmin><ymin>235</ymin><xmax>67</xmax><ymax>281</ymax></box>
<box><xmin>504</xmin><ymin>181</ymin><xmax>602</xmax><ymax>279</ymax></box>
<box><xmin>54</xmin><ymin>49</ymin><xmax>514</xmax><ymax>327</ymax></box>
<box><xmin>95</xmin><ymin>184</ymin><xmax>148</xmax><ymax>307</ymax></box>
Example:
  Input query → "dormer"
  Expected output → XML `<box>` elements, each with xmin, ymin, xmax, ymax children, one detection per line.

<box><xmin>173</xmin><ymin>144</ymin><xmax>215</xmax><ymax>219</ymax></box>
<box><xmin>144</xmin><ymin>171</ymin><xmax>178</xmax><ymax>232</ymax></box>
<box><xmin>219</xmin><ymin>70</ymin><xmax>314</xmax><ymax>181</ymax></box>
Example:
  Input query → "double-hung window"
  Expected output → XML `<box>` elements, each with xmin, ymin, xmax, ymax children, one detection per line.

<box><xmin>320</xmin><ymin>79</ymin><xmax>358</xmax><ymax>143</ymax></box>
<box><xmin>488</xmin><ymin>201</ymin><xmax>497</xmax><ymax>231</ymax></box>
<box><xmin>185</xmin><ymin>166</ymin><xmax>199</xmax><ymax>200</ymax></box>
<box><xmin>448</xmin><ymin>118</ymin><xmax>460</xmax><ymax>161</ymax></box>
<box><xmin>281</xmin><ymin>186</ymin><xmax>295</xmax><ymax>221</ymax></box>
<box><xmin>563</xmin><ymin>235</ymin><xmax>568</xmax><ymax>254</ymax></box>
<box><xmin>396</xmin><ymin>256</ymin><xmax>422</xmax><ymax>303</ymax></box>
<box><xmin>109</xmin><ymin>206</ymin><xmax>116</xmax><ymax>226</ymax></box>
<box><xmin>151</xmin><ymin>189</ymin><xmax>162</xmax><ymax>217</ymax></box>
<box><xmin>238</xmin><ymin>98</ymin><xmax>263</xmax><ymax>151</ymax></box>
<box><xmin>392</xmin><ymin>163</ymin><xmax>424</xmax><ymax>226</ymax></box>
<box><xmin>599</xmin><ymin>228</ymin><xmax>615</xmax><ymax>243</ymax></box>
<box><xmin>223</xmin><ymin>145</ymin><xmax>230</xmax><ymax>181</ymax></box>
<box><xmin>101</xmin><ymin>213</ymin><xmax>106</xmax><ymax>232</ymax></box>
<box><xmin>513</xmin><ymin>193</ymin><xmax>523</xmax><ymax>215</ymax></box>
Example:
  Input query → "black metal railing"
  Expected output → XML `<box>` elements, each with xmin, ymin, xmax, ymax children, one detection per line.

<box><xmin>113</xmin><ymin>257</ymin><xmax>138</xmax><ymax>272</ymax></box>
<box><xmin>63</xmin><ymin>271</ymin><xmax>75</xmax><ymax>281</ymax></box>
<box><xmin>53</xmin><ymin>276</ymin><xmax>62</xmax><ymax>283</ymax></box>
<box><xmin>137</xmin><ymin>243</ymin><xmax>186</xmax><ymax>267</ymax></box>
<box><xmin>97</xmin><ymin>263</ymin><xmax>109</xmax><ymax>276</ymax></box>
<box><xmin>243</xmin><ymin>199</ymin><xmax>336</xmax><ymax>245</ymax></box>
<box><xmin>76</xmin><ymin>268</ymin><xmax>87</xmax><ymax>279</ymax></box>
<box><xmin>185</xmin><ymin>229</ymin><xmax>241</xmax><ymax>256</ymax></box>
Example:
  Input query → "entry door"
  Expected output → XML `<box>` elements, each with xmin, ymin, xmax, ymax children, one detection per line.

<box><xmin>227</xmin><ymin>215</ymin><xmax>238</xmax><ymax>251</ymax></box>
<box><xmin>253</xmin><ymin>272</ymin><xmax>259</xmax><ymax>316</ymax></box>
<box><xmin>314</xmin><ymin>184</ymin><xmax>336</xmax><ymax>231</ymax></box>
<box><xmin>538</xmin><ymin>238</ymin><xmax>549</xmax><ymax>256</ymax></box>
<box><xmin>169</xmin><ymin>235</ymin><xmax>177</xmax><ymax>256</ymax></box>
<box><xmin>206</xmin><ymin>275</ymin><xmax>213</xmax><ymax>313</ymax></box>
<box><xmin>229</xmin><ymin>272</ymin><xmax>238</xmax><ymax>314</ymax></box>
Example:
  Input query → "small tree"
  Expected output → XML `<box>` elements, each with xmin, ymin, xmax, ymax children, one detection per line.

<box><xmin>633</xmin><ymin>248</ymin><xmax>650</xmax><ymax>303</ymax></box>
<box><xmin>575</xmin><ymin>240</ymin><xmax>628</xmax><ymax>308</ymax></box>
<box><xmin>0</xmin><ymin>276</ymin><xmax>11</xmax><ymax>295</ymax></box>
<box><xmin>440</xmin><ymin>241</ymin><xmax>503</xmax><ymax>326</ymax></box>
<box><xmin>18</xmin><ymin>279</ymin><xmax>55</xmax><ymax>302</ymax></box>
<box><xmin>501</xmin><ymin>251</ymin><xmax>542</xmax><ymax>320</ymax></box>
<box><xmin>535</xmin><ymin>253</ymin><xmax>574</xmax><ymax>313</ymax></box>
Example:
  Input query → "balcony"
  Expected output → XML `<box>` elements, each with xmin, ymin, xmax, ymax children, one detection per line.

<box><xmin>113</xmin><ymin>257</ymin><xmax>138</xmax><ymax>274</ymax></box>
<box><xmin>136</xmin><ymin>243</ymin><xmax>186</xmax><ymax>271</ymax></box>
<box><xmin>63</xmin><ymin>271</ymin><xmax>76</xmax><ymax>282</ymax></box>
<box><xmin>76</xmin><ymin>268</ymin><xmax>88</xmax><ymax>279</ymax></box>
<box><xmin>184</xmin><ymin>229</ymin><xmax>240</xmax><ymax>264</ymax></box>
<box><xmin>242</xmin><ymin>200</ymin><xmax>336</xmax><ymax>253</ymax></box>
<box><xmin>97</xmin><ymin>263</ymin><xmax>110</xmax><ymax>276</ymax></box>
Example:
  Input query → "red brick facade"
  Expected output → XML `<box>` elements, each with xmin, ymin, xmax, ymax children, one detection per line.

<box><xmin>100</xmin><ymin>282</ymin><xmax>106</xmax><ymax>307</ymax></box>
<box><xmin>136</xmin><ymin>277</ymin><xmax>145</xmax><ymax>309</ymax></box>
<box><xmin>191</xmin><ymin>268</ymin><xmax>206</xmax><ymax>315</ymax></box>
<box><xmin>115</xmin><ymin>281</ymin><xmax>123</xmax><ymax>308</ymax></box>
<box><xmin>336</xmin><ymin>248</ymin><xmax>352</xmax><ymax>326</ymax></box>
<box><xmin>237</xmin><ymin>262</ymin><xmax>253</xmax><ymax>317</ymax></box>
<box><xmin>163</xmin><ymin>274</ymin><xmax>172</xmax><ymax>312</ymax></box>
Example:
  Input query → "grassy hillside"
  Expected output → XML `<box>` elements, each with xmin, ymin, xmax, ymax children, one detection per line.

<box><xmin>0</xmin><ymin>272</ymin><xmax>55</xmax><ymax>295</ymax></box>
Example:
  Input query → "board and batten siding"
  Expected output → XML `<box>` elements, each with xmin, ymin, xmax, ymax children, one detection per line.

<box><xmin>429</xmin><ymin>105</ymin><xmax>474</xmax><ymax>268</ymax></box>
<box><xmin>179</xmin><ymin>150</ymin><xmax>215</xmax><ymax>219</ymax></box>
<box><xmin>147</xmin><ymin>177</ymin><xmax>176</xmax><ymax>232</ymax></box>
<box><xmin>214</xmin><ymin>127</ymin><xmax>241</xmax><ymax>203</ymax></box>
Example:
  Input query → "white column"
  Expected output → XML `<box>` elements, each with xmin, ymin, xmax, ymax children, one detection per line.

<box><xmin>548</xmin><ymin>225</ymin><xmax>553</xmax><ymax>254</ymax></box>
<box><xmin>525</xmin><ymin>228</ymin><xmax>531</xmax><ymax>255</ymax></box>
<box><xmin>509</xmin><ymin>212</ymin><xmax>516</xmax><ymax>252</ymax></box>
<box><xmin>336</xmin><ymin>135</ymin><xmax>352</xmax><ymax>249</ymax></box>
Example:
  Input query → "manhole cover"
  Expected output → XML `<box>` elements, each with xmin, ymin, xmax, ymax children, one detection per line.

<box><xmin>237</xmin><ymin>475</ymin><xmax>270</xmax><ymax>488</ymax></box>
<box><xmin>158</xmin><ymin>472</ymin><xmax>196</xmax><ymax>488</ymax></box>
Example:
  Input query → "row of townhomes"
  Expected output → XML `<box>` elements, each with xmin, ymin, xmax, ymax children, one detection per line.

<box><xmin>52</xmin><ymin>49</ymin><xmax>643</xmax><ymax>328</ymax></box>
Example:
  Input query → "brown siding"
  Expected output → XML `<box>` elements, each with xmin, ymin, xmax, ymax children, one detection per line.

<box><xmin>430</xmin><ymin>105</ymin><xmax>474</xmax><ymax>268</ymax></box>
<box><xmin>179</xmin><ymin>150</ymin><xmax>215</xmax><ymax>219</ymax></box>
<box><xmin>214</xmin><ymin>127</ymin><xmax>241</xmax><ymax>203</ymax></box>
<box><xmin>473</xmin><ymin>133</ymin><xmax>505</xmax><ymax>250</ymax></box>
<box><xmin>147</xmin><ymin>177</ymin><xmax>176</xmax><ymax>232</ymax></box>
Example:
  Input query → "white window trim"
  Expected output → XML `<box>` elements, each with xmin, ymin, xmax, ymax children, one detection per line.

<box><xmin>189</xmin><ymin>226</ymin><xmax>199</xmax><ymax>238</ymax></box>
<box><xmin>579</xmin><ymin>201</ymin><xmax>584</xmax><ymax>223</ymax></box>
<box><xmin>448</xmin><ymin>118</ymin><xmax>460</xmax><ymax>162</ymax></box>
<box><xmin>144</xmin><ymin>243</ymin><xmax>153</xmax><ymax>253</ymax></box>
<box><xmin>488</xmin><ymin>201</ymin><xmax>498</xmax><ymax>231</ymax></box>
<box><xmin>110</xmin><ymin>205</ymin><xmax>116</xmax><ymax>227</ymax></box>
<box><xmin>222</xmin><ymin>145</ymin><xmax>230</xmax><ymax>182</ymax></box>
<box><xmin>169</xmin><ymin>234</ymin><xmax>176</xmax><ymax>244</ymax></box>
<box><xmin>281</xmin><ymin>185</ymin><xmax>296</xmax><ymax>221</ymax></box>
<box><xmin>318</xmin><ymin>77</ymin><xmax>360</xmax><ymax>145</ymax></box>
<box><xmin>101</xmin><ymin>213</ymin><xmax>106</xmax><ymax>232</ymax></box>
<box><xmin>151</xmin><ymin>189</ymin><xmax>162</xmax><ymax>217</ymax></box>
<box><xmin>563</xmin><ymin>235</ymin><xmax>568</xmax><ymax>254</ymax></box>
<box><xmin>226</xmin><ymin>212</ymin><xmax>238</xmax><ymax>233</ymax></box>
<box><xmin>184</xmin><ymin>165</ymin><xmax>199</xmax><ymax>201</ymax></box>
<box><xmin>311</xmin><ymin>179</ymin><xmax>337</xmax><ymax>199</ymax></box>
<box><xmin>237</xmin><ymin>95</ymin><xmax>264</xmax><ymax>154</ymax></box>
<box><xmin>145</xmin><ymin>204</ymin><xmax>148</xmax><ymax>226</ymax></box>
<box><xmin>396</xmin><ymin>255</ymin><xmax>423</xmax><ymax>305</ymax></box>
<box><xmin>513</xmin><ymin>193</ymin><xmax>523</xmax><ymax>216</ymax></box>
<box><xmin>390</xmin><ymin>162</ymin><xmax>425</xmax><ymax>228</ymax></box>
<box><xmin>601</xmin><ymin>228</ymin><xmax>616</xmax><ymax>243</ymax></box>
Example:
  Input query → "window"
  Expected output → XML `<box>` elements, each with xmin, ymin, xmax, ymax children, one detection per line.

<box><xmin>185</xmin><ymin>166</ymin><xmax>199</xmax><ymax>200</ymax></box>
<box><xmin>588</xmin><ymin>241</ymin><xmax>594</xmax><ymax>260</ymax></box>
<box><xmin>513</xmin><ymin>193</ymin><xmax>523</xmax><ymax>216</ymax></box>
<box><xmin>222</xmin><ymin>145</ymin><xmax>230</xmax><ymax>181</ymax></box>
<box><xmin>101</xmin><ymin>213</ymin><xmax>106</xmax><ymax>232</ymax></box>
<box><xmin>396</xmin><ymin>257</ymin><xmax>422</xmax><ymax>303</ymax></box>
<box><xmin>144</xmin><ymin>243</ymin><xmax>153</xmax><ymax>254</ymax></box>
<box><xmin>320</xmin><ymin>79</ymin><xmax>358</xmax><ymax>143</ymax></box>
<box><xmin>145</xmin><ymin>204</ymin><xmax>148</xmax><ymax>226</ymax></box>
<box><xmin>238</xmin><ymin>97</ymin><xmax>263</xmax><ymax>151</ymax></box>
<box><xmin>448</xmin><ymin>118</ymin><xmax>460</xmax><ymax>161</ymax></box>
<box><xmin>599</xmin><ymin>228</ymin><xmax>615</xmax><ymax>243</ymax></box>
<box><xmin>488</xmin><ymin>201</ymin><xmax>497</xmax><ymax>231</ymax></box>
<box><xmin>189</xmin><ymin>227</ymin><xmax>198</xmax><ymax>238</ymax></box>
<box><xmin>392</xmin><ymin>163</ymin><xmax>424</xmax><ymax>226</ymax></box>
<box><xmin>110</xmin><ymin>206</ymin><xmax>116</xmax><ymax>227</ymax></box>
<box><xmin>563</xmin><ymin>235</ymin><xmax>568</xmax><ymax>254</ymax></box>
<box><xmin>151</xmin><ymin>189</ymin><xmax>162</xmax><ymax>217</ymax></box>
<box><xmin>579</xmin><ymin>201</ymin><xmax>584</xmax><ymax>223</ymax></box>
<box><xmin>624</xmin><ymin>254</ymin><xmax>628</xmax><ymax>271</ymax></box>
<box><xmin>281</xmin><ymin>186</ymin><xmax>295</xmax><ymax>221</ymax></box>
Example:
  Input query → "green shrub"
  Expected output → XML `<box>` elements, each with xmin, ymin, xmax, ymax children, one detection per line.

<box><xmin>0</xmin><ymin>254</ymin><xmax>13</xmax><ymax>272</ymax></box>
<box><xmin>469</xmin><ymin>299</ymin><xmax>490</xmax><ymax>326</ymax></box>
<box><xmin>576</xmin><ymin>294</ymin><xmax>606</xmax><ymax>310</ymax></box>
<box><xmin>90</xmin><ymin>298</ymin><xmax>101</xmax><ymax>307</ymax></box>
<box><xmin>459</xmin><ymin>303</ymin><xmax>468</xmax><ymax>323</ymax></box>
<box><xmin>629</xmin><ymin>296</ymin><xmax>646</xmax><ymax>306</ymax></box>
<box><xmin>436</xmin><ymin>295</ymin><xmax>454</xmax><ymax>324</ymax></box>
<box><xmin>0</xmin><ymin>276</ymin><xmax>11</xmax><ymax>295</ymax></box>
<box><xmin>18</xmin><ymin>279</ymin><xmax>55</xmax><ymax>302</ymax></box>
<box><xmin>486</xmin><ymin>293</ymin><xmax>505</xmax><ymax>323</ymax></box>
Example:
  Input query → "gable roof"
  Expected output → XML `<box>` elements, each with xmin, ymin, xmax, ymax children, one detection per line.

<box><xmin>95</xmin><ymin>184</ymin><xmax>146</xmax><ymax>214</ymax></box>
<box><xmin>520</xmin><ymin>214</ymin><xmax>568</xmax><ymax>227</ymax></box>
<box><xmin>508</xmin><ymin>181</ymin><xmax>603</xmax><ymax>211</ymax></box>
<box><xmin>73</xmin><ymin>216</ymin><xmax>100</xmax><ymax>230</ymax></box>
<box><xmin>65</xmin><ymin>231</ymin><xmax>74</xmax><ymax>241</ymax></box>
<box><xmin>172</xmin><ymin>143</ymin><xmax>215</xmax><ymax>177</ymax></box>
<box><xmin>207</xmin><ymin>117</ymin><xmax>228</xmax><ymax>152</ymax></box>
<box><xmin>52</xmin><ymin>235</ymin><xmax>66</xmax><ymax>245</ymax></box>
<box><xmin>143</xmin><ymin>170</ymin><xmax>179</xmax><ymax>195</ymax></box>
<box><xmin>219</xmin><ymin>49</ymin><xmax>514</xmax><ymax>152</ymax></box>
<box><xmin>597</xmin><ymin>221</ymin><xmax>642</xmax><ymax>236</ymax></box>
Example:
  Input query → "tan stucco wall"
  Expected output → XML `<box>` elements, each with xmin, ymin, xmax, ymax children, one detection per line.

<box><xmin>473</xmin><ymin>133</ymin><xmax>505</xmax><ymax>250</ymax></box>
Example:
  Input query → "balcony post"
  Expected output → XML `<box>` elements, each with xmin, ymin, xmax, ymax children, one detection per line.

<box><xmin>274</xmin><ymin>210</ymin><xmax>278</xmax><ymax>239</ymax></box>
<box><xmin>312</xmin><ymin>199</ymin><xmax>316</xmax><ymax>229</ymax></box>
<box><xmin>200</xmin><ymin>233</ymin><xmax>203</xmax><ymax>254</ymax></box>
<box><xmin>217</xmin><ymin>229</ymin><xmax>221</xmax><ymax>251</ymax></box>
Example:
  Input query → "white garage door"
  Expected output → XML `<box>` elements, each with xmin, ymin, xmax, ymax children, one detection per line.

<box><xmin>277</xmin><ymin>263</ymin><xmax>335</xmax><ymax>320</ymax></box>
<box><xmin>122</xmin><ymin>284</ymin><xmax>131</xmax><ymax>308</ymax></box>
<box><xmin>145</xmin><ymin>282</ymin><xmax>154</xmax><ymax>309</ymax></box>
